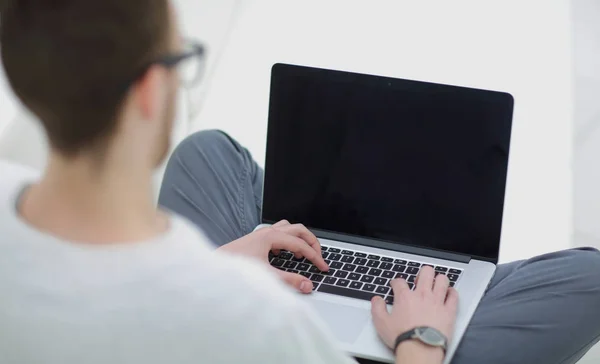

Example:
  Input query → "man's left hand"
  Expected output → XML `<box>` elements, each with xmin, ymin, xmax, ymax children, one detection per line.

<box><xmin>218</xmin><ymin>220</ymin><xmax>329</xmax><ymax>294</ymax></box>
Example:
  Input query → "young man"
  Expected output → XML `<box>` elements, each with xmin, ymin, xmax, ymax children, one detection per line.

<box><xmin>0</xmin><ymin>1</ymin><xmax>599</xmax><ymax>364</ymax></box>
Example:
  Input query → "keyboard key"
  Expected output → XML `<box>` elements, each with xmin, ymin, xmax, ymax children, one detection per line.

<box><xmin>342</xmin><ymin>250</ymin><xmax>354</xmax><ymax>255</ymax></box>
<box><xmin>381</xmin><ymin>257</ymin><xmax>394</xmax><ymax>263</ymax></box>
<box><xmin>324</xmin><ymin>269</ymin><xmax>336</xmax><ymax>276</ymax></box>
<box><xmin>376</xmin><ymin>286</ymin><xmax>390</xmax><ymax>294</ymax></box>
<box><xmin>408</xmin><ymin>275</ymin><xmax>416</xmax><ymax>283</ymax></box>
<box><xmin>435</xmin><ymin>266</ymin><xmax>448</xmax><ymax>273</ymax></box>
<box><xmin>392</xmin><ymin>265</ymin><xmax>406</xmax><ymax>273</ymax></box>
<box><xmin>341</xmin><ymin>256</ymin><xmax>355</xmax><ymax>263</ymax></box>
<box><xmin>293</xmin><ymin>256</ymin><xmax>305</xmax><ymax>262</ymax></box>
<box><xmin>449</xmin><ymin>282</ymin><xmax>456</xmax><ymax>287</ymax></box>
<box><xmin>449</xmin><ymin>269</ymin><xmax>462</xmax><ymax>275</ymax></box>
<box><xmin>385</xmin><ymin>296</ymin><xmax>394</xmax><ymax>304</ymax></box>
<box><xmin>329</xmin><ymin>253</ymin><xmax>342</xmax><ymax>261</ymax></box>
<box><xmin>309</xmin><ymin>266</ymin><xmax>322</xmax><ymax>273</ymax></box>
<box><xmin>328</xmin><ymin>248</ymin><xmax>341</xmax><ymax>253</ymax></box>
<box><xmin>363</xmin><ymin>284</ymin><xmax>376</xmax><ymax>292</ymax></box>
<box><xmin>311</xmin><ymin>274</ymin><xmax>324</xmax><ymax>282</ymax></box>
<box><xmin>447</xmin><ymin>274</ymin><xmax>459</xmax><ymax>282</ymax></box>
<box><xmin>435</xmin><ymin>271</ymin><xmax>446</xmax><ymax>277</ymax></box>
<box><xmin>299</xmin><ymin>271</ymin><xmax>311</xmax><ymax>278</ymax></box>
<box><xmin>342</xmin><ymin>264</ymin><xmax>357</xmax><ymax>272</ymax></box>
<box><xmin>394</xmin><ymin>259</ymin><xmax>408</xmax><ymax>265</ymax></box>
<box><xmin>368</xmin><ymin>268</ymin><xmax>382</xmax><ymax>276</ymax></box>
<box><xmin>408</xmin><ymin>282</ymin><xmax>415</xmax><ymax>290</ymax></box>
<box><xmin>356</xmin><ymin>266</ymin><xmax>369</xmax><ymax>274</ymax></box>
<box><xmin>324</xmin><ymin>277</ymin><xmax>337</xmax><ymax>285</ymax></box>
<box><xmin>350</xmin><ymin>281</ymin><xmax>363</xmax><ymax>290</ymax></box>
<box><xmin>380</xmin><ymin>262</ymin><xmax>393</xmax><ymax>270</ymax></box>
<box><xmin>287</xmin><ymin>269</ymin><xmax>299</xmax><ymax>274</ymax></box>
<box><xmin>271</xmin><ymin>259</ymin><xmax>286</xmax><ymax>268</ymax></box>
<box><xmin>336</xmin><ymin>279</ymin><xmax>350</xmax><ymax>287</ymax></box>
<box><xmin>382</xmin><ymin>271</ymin><xmax>395</xmax><ymax>279</ymax></box>
<box><xmin>283</xmin><ymin>261</ymin><xmax>298</xmax><ymax>269</ymax></box>
<box><xmin>297</xmin><ymin>263</ymin><xmax>310</xmax><ymax>271</ymax></box>
<box><xmin>321</xmin><ymin>251</ymin><xmax>329</xmax><ymax>259</ymax></box>
<box><xmin>367</xmin><ymin>255</ymin><xmax>380</xmax><ymax>260</ymax></box>
<box><xmin>312</xmin><ymin>281</ymin><xmax>319</xmax><ymax>290</ymax></box>
<box><xmin>396</xmin><ymin>273</ymin><xmax>409</xmax><ymax>280</ymax></box>
<box><xmin>367</xmin><ymin>260</ymin><xmax>380</xmax><ymax>268</ymax></box>
<box><xmin>324</xmin><ymin>259</ymin><xmax>331</xmax><ymax>265</ymax></box>
<box><xmin>321</xmin><ymin>246</ymin><xmax>329</xmax><ymax>252</ymax></box>
<box><xmin>319</xmin><ymin>284</ymin><xmax>384</xmax><ymax>301</ymax></box>
<box><xmin>374</xmin><ymin>278</ymin><xmax>388</xmax><ymax>286</ymax></box>
<box><xmin>280</xmin><ymin>252</ymin><xmax>293</xmax><ymax>260</ymax></box>
<box><xmin>360</xmin><ymin>275</ymin><xmax>375</xmax><ymax>283</ymax></box>
<box><xmin>334</xmin><ymin>271</ymin><xmax>348</xmax><ymax>278</ymax></box>
<box><xmin>408</xmin><ymin>262</ymin><xmax>421</xmax><ymax>267</ymax></box>
<box><xmin>354</xmin><ymin>252</ymin><xmax>367</xmax><ymax>258</ymax></box>
<box><xmin>348</xmin><ymin>272</ymin><xmax>360</xmax><ymax>280</ymax></box>
<box><xmin>330</xmin><ymin>262</ymin><xmax>343</xmax><ymax>269</ymax></box>
<box><xmin>354</xmin><ymin>258</ymin><xmax>367</xmax><ymax>266</ymax></box>
<box><xmin>406</xmin><ymin>267</ymin><xmax>420</xmax><ymax>275</ymax></box>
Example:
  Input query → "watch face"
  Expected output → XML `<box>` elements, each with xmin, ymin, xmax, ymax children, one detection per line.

<box><xmin>417</xmin><ymin>327</ymin><xmax>446</xmax><ymax>346</ymax></box>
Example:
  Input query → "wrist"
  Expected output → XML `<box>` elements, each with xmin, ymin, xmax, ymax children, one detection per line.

<box><xmin>395</xmin><ymin>341</ymin><xmax>444</xmax><ymax>364</ymax></box>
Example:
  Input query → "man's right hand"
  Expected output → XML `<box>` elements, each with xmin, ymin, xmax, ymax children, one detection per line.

<box><xmin>370</xmin><ymin>266</ymin><xmax>459</xmax><ymax>363</ymax></box>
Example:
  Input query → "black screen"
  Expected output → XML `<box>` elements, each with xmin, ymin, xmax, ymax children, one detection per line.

<box><xmin>263</xmin><ymin>64</ymin><xmax>514</xmax><ymax>261</ymax></box>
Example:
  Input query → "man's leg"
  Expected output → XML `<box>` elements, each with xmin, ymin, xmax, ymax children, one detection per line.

<box><xmin>160</xmin><ymin>130</ymin><xmax>600</xmax><ymax>364</ymax></box>
<box><xmin>158</xmin><ymin>130</ymin><xmax>263</xmax><ymax>247</ymax></box>
<box><xmin>452</xmin><ymin>248</ymin><xmax>600</xmax><ymax>364</ymax></box>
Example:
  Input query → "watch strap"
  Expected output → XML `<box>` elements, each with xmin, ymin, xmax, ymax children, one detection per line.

<box><xmin>393</xmin><ymin>329</ymin><xmax>418</xmax><ymax>354</ymax></box>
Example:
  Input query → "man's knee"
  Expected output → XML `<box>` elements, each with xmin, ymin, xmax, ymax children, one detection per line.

<box><xmin>559</xmin><ymin>248</ymin><xmax>600</xmax><ymax>293</ymax></box>
<box><xmin>172</xmin><ymin>129</ymin><xmax>240</xmax><ymax>164</ymax></box>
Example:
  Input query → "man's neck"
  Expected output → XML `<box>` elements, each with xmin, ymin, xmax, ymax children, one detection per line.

<box><xmin>19</xmin><ymin>153</ymin><xmax>168</xmax><ymax>244</ymax></box>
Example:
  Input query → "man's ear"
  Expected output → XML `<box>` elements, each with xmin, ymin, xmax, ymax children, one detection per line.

<box><xmin>134</xmin><ymin>65</ymin><xmax>167</xmax><ymax>122</ymax></box>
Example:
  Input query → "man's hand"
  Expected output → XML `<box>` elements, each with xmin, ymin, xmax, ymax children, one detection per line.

<box><xmin>218</xmin><ymin>220</ymin><xmax>329</xmax><ymax>294</ymax></box>
<box><xmin>371</xmin><ymin>267</ymin><xmax>459</xmax><ymax>363</ymax></box>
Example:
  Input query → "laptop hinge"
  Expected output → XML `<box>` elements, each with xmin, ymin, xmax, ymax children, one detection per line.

<box><xmin>312</xmin><ymin>229</ymin><xmax>471</xmax><ymax>264</ymax></box>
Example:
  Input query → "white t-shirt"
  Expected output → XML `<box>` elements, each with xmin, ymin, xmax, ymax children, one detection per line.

<box><xmin>0</xmin><ymin>161</ymin><xmax>355</xmax><ymax>364</ymax></box>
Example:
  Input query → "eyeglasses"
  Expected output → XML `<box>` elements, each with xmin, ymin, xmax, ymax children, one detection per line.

<box><xmin>127</xmin><ymin>39</ymin><xmax>206</xmax><ymax>90</ymax></box>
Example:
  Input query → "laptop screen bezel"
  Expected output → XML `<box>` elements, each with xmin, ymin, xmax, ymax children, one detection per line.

<box><xmin>262</xmin><ymin>63</ymin><xmax>514</xmax><ymax>265</ymax></box>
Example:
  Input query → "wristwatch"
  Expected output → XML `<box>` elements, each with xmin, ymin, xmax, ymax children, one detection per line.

<box><xmin>394</xmin><ymin>327</ymin><xmax>448</xmax><ymax>354</ymax></box>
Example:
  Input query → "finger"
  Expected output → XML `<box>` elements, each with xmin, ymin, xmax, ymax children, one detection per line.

<box><xmin>272</xmin><ymin>220</ymin><xmax>291</xmax><ymax>228</ymax></box>
<box><xmin>445</xmin><ymin>287</ymin><xmax>459</xmax><ymax>316</ymax></box>
<box><xmin>271</xmin><ymin>249</ymin><xmax>281</xmax><ymax>256</ymax></box>
<box><xmin>370</xmin><ymin>296</ymin><xmax>390</xmax><ymax>332</ymax></box>
<box><xmin>276</xmin><ymin>224</ymin><xmax>323</xmax><ymax>256</ymax></box>
<box><xmin>274</xmin><ymin>226</ymin><xmax>328</xmax><ymax>271</ymax></box>
<box><xmin>416</xmin><ymin>266</ymin><xmax>436</xmax><ymax>293</ymax></box>
<box><xmin>432</xmin><ymin>273</ymin><xmax>450</xmax><ymax>301</ymax></box>
<box><xmin>272</xmin><ymin>267</ymin><xmax>313</xmax><ymax>294</ymax></box>
<box><xmin>269</xmin><ymin>231</ymin><xmax>327</xmax><ymax>271</ymax></box>
<box><xmin>390</xmin><ymin>278</ymin><xmax>411</xmax><ymax>298</ymax></box>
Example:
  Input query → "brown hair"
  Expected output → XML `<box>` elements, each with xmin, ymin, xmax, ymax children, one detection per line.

<box><xmin>0</xmin><ymin>0</ymin><xmax>171</xmax><ymax>156</ymax></box>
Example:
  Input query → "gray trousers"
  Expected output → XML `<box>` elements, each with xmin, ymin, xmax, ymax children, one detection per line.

<box><xmin>159</xmin><ymin>130</ymin><xmax>600</xmax><ymax>364</ymax></box>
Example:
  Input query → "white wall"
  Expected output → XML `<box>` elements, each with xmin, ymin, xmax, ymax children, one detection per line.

<box><xmin>573</xmin><ymin>0</ymin><xmax>600</xmax><ymax>248</ymax></box>
<box><xmin>0</xmin><ymin>55</ymin><xmax>19</xmax><ymax>138</ymax></box>
<box><xmin>193</xmin><ymin>0</ymin><xmax>574</xmax><ymax>263</ymax></box>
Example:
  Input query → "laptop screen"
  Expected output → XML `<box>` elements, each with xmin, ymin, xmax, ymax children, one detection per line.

<box><xmin>263</xmin><ymin>64</ymin><xmax>514</xmax><ymax>262</ymax></box>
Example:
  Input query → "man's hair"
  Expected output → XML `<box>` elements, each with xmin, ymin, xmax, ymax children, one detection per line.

<box><xmin>0</xmin><ymin>0</ymin><xmax>171</xmax><ymax>156</ymax></box>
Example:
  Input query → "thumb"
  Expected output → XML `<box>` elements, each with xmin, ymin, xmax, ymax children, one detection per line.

<box><xmin>370</xmin><ymin>296</ymin><xmax>389</xmax><ymax>331</ymax></box>
<box><xmin>272</xmin><ymin>268</ymin><xmax>313</xmax><ymax>294</ymax></box>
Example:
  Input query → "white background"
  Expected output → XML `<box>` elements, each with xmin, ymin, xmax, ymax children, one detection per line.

<box><xmin>186</xmin><ymin>0</ymin><xmax>574</xmax><ymax>264</ymax></box>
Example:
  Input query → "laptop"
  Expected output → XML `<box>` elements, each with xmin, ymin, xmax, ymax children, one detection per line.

<box><xmin>259</xmin><ymin>63</ymin><xmax>514</xmax><ymax>363</ymax></box>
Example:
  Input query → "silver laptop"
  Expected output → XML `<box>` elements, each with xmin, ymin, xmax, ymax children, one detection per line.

<box><xmin>258</xmin><ymin>63</ymin><xmax>514</xmax><ymax>363</ymax></box>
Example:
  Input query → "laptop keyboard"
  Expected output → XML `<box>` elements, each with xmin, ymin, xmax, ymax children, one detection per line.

<box><xmin>270</xmin><ymin>245</ymin><xmax>463</xmax><ymax>305</ymax></box>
